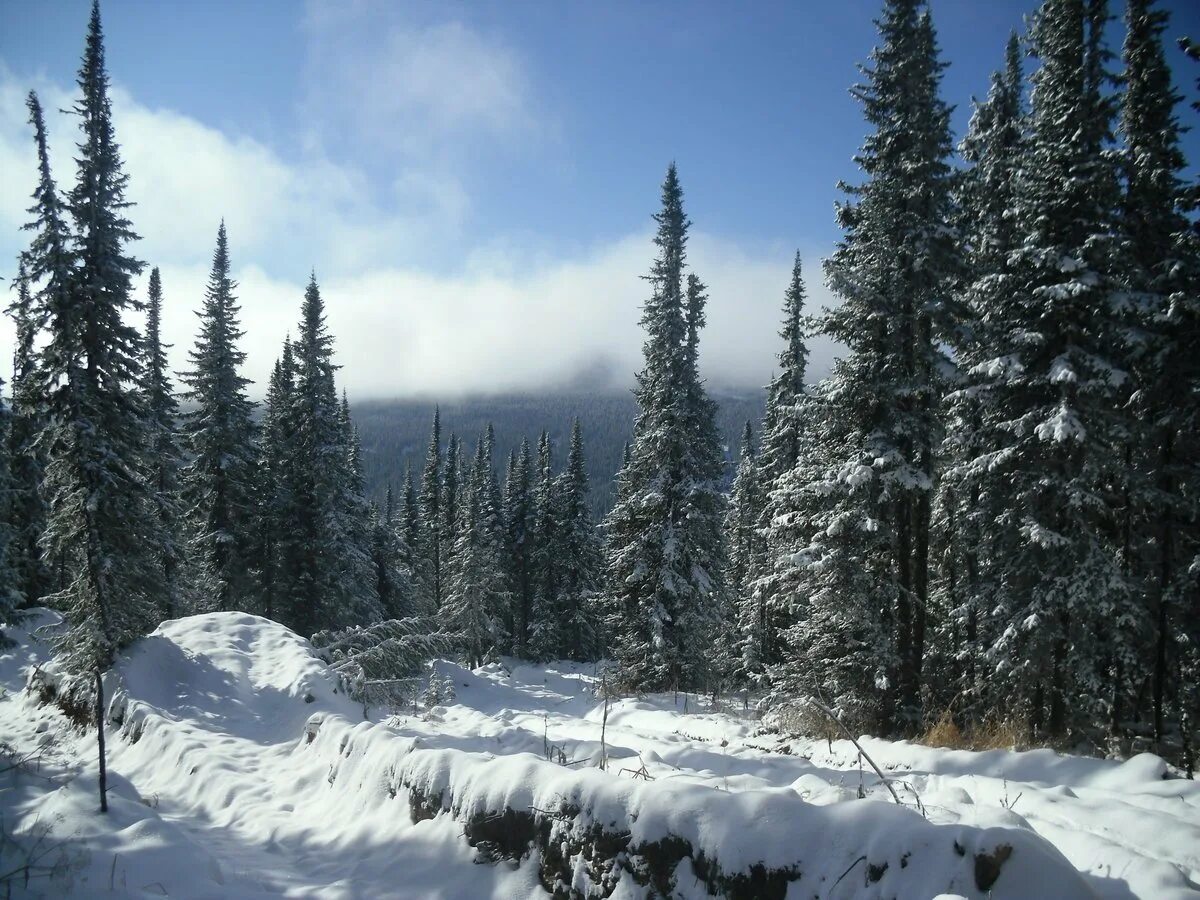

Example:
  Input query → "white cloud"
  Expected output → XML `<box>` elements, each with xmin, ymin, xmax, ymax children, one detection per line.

<box><xmin>0</xmin><ymin>60</ymin><xmax>841</xmax><ymax>402</ymax></box>
<box><xmin>300</xmin><ymin>1</ymin><xmax>541</xmax><ymax>160</ymax></box>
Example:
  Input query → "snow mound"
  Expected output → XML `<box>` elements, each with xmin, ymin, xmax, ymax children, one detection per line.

<box><xmin>3</xmin><ymin>614</ymin><xmax>1195</xmax><ymax>899</ymax></box>
<box><xmin>111</xmin><ymin>612</ymin><xmax>352</xmax><ymax>741</ymax></box>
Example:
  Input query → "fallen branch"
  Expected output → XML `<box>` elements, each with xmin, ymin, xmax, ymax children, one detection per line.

<box><xmin>804</xmin><ymin>697</ymin><xmax>903</xmax><ymax>808</ymax></box>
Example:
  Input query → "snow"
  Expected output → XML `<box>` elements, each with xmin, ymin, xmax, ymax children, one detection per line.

<box><xmin>2</xmin><ymin>611</ymin><xmax>1198</xmax><ymax>899</ymax></box>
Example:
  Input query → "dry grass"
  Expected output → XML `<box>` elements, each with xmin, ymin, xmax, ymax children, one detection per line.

<box><xmin>919</xmin><ymin>709</ymin><xmax>1028</xmax><ymax>752</ymax></box>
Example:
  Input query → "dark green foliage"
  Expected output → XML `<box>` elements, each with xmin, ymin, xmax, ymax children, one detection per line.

<box><xmin>180</xmin><ymin>223</ymin><xmax>260</xmax><ymax>613</ymax></box>
<box><xmin>141</xmin><ymin>268</ymin><xmax>186</xmax><ymax>618</ymax></box>
<box><xmin>604</xmin><ymin>164</ymin><xmax>727</xmax><ymax>692</ymax></box>
<box><xmin>31</xmin><ymin>3</ymin><xmax>165</xmax><ymax>673</ymax></box>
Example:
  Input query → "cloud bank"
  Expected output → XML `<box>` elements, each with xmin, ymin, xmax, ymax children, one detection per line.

<box><xmin>0</xmin><ymin>8</ymin><xmax>841</xmax><ymax>400</ymax></box>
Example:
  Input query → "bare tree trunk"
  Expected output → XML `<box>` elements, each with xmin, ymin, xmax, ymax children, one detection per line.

<box><xmin>95</xmin><ymin>668</ymin><xmax>107</xmax><ymax>813</ymax></box>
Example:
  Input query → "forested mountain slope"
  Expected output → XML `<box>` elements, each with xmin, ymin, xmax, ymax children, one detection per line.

<box><xmin>353</xmin><ymin>391</ymin><xmax>766</xmax><ymax>517</ymax></box>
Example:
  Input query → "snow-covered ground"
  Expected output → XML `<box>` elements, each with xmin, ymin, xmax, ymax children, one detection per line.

<box><xmin>1</xmin><ymin>611</ymin><xmax>1197</xmax><ymax>899</ymax></box>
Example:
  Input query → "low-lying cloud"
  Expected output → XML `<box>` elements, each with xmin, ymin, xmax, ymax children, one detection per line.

<box><xmin>0</xmin><ymin>32</ymin><xmax>841</xmax><ymax>402</ymax></box>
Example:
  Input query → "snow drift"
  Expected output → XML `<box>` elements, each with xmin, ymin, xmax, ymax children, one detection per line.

<box><xmin>2</xmin><ymin>611</ymin><xmax>1195</xmax><ymax>898</ymax></box>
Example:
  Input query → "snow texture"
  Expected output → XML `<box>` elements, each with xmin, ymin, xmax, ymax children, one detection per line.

<box><xmin>2</xmin><ymin>611</ymin><xmax>1197</xmax><ymax>898</ymax></box>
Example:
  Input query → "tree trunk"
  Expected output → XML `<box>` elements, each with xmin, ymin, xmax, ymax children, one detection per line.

<box><xmin>95</xmin><ymin>668</ymin><xmax>108</xmax><ymax>814</ymax></box>
<box><xmin>1153</xmin><ymin>428</ymin><xmax>1174</xmax><ymax>752</ymax></box>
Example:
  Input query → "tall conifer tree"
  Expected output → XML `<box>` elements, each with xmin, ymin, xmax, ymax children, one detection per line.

<box><xmin>180</xmin><ymin>223</ymin><xmax>259</xmax><ymax>613</ymax></box>
<box><xmin>33</xmin><ymin>4</ymin><xmax>164</xmax><ymax>674</ymax></box>
<box><xmin>142</xmin><ymin>267</ymin><xmax>186</xmax><ymax>617</ymax></box>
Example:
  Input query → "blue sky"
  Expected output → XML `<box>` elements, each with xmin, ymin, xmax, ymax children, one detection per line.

<box><xmin>2</xmin><ymin>0</ymin><xmax>1199</xmax><ymax>397</ymax></box>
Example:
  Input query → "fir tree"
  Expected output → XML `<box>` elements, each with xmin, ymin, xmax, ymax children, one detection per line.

<box><xmin>180</xmin><ymin>223</ymin><xmax>259</xmax><ymax>613</ymax></box>
<box><xmin>5</xmin><ymin>259</ymin><xmax>50</xmax><ymax>605</ymax></box>
<box><xmin>337</xmin><ymin>394</ymin><xmax>382</xmax><ymax>624</ymax></box>
<box><xmin>503</xmin><ymin>438</ymin><xmax>534</xmax><ymax>656</ymax></box>
<box><xmin>371</xmin><ymin>485</ymin><xmax>410</xmax><ymax>620</ymax></box>
<box><xmin>285</xmin><ymin>275</ymin><xmax>377</xmax><ymax>632</ymax></box>
<box><xmin>528</xmin><ymin>430</ymin><xmax>562</xmax><ymax>660</ymax></box>
<box><xmin>416</xmin><ymin>408</ymin><xmax>442</xmax><ymax>615</ymax></box>
<box><xmin>33</xmin><ymin>4</ymin><xmax>164</xmax><ymax>675</ymax></box>
<box><xmin>777</xmin><ymin>0</ymin><xmax>958</xmax><ymax>727</ymax></box>
<box><xmin>727</xmin><ymin>423</ymin><xmax>768</xmax><ymax>683</ymax></box>
<box><xmin>1120</xmin><ymin>0</ymin><xmax>1200</xmax><ymax>753</ymax></box>
<box><xmin>141</xmin><ymin>267</ymin><xmax>185</xmax><ymax>617</ymax></box>
<box><xmin>440</xmin><ymin>432</ymin><xmax>462</xmax><ymax>577</ymax></box>
<box><xmin>604</xmin><ymin>164</ymin><xmax>727</xmax><ymax>692</ymax></box>
<box><xmin>257</xmin><ymin>342</ymin><xmax>297</xmax><ymax>622</ymax></box>
<box><xmin>556</xmin><ymin>420</ymin><xmax>603</xmax><ymax>661</ymax></box>
<box><xmin>934</xmin><ymin>31</ymin><xmax>1027</xmax><ymax>724</ymax></box>
<box><xmin>748</xmin><ymin>257</ymin><xmax>814</xmax><ymax>685</ymax></box>
<box><xmin>0</xmin><ymin>368</ymin><xmax>19</xmax><ymax>641</ymax></box>
<box><xmin>444</xmin><ymin>433</ymin><xmax>510</xmax><ymax>667</ymax></box>
<box><xmin>758</xmin><ymin>253</ymin><xmax>810</xmax><ymax>486</ymax></box>
<box><xmin>966</xmin><ymin>0</ymin><xmax>1131</xmax><ymax>738</ymax></box>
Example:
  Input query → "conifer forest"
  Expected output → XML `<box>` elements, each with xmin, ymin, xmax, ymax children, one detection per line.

<box><xmin>1</xmin><ymin>1</ymin><xmax>1199</xmax><ymax>898</ymax></box>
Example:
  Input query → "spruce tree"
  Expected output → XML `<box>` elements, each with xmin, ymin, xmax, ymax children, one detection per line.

<box><xmin>440</xmin><ymin>432</ymin><xmax>462</xmax><ymax>578</ymax></box>
<box><xmin>776</xmin><ymin>0</ymin><xmax>958</xmax><ymax>727</ymax></box>
<box><xmin>727</xmin><ymin>423</ymin><xmax>768</xmax><ymax>683</ymax></box>
<box><xmin>141</xmin><ymin>267</ymin><xmax>186</xmax><ymax>617</ymax></box>
<box><xmin>33</xmin><ymin>4</ymin><xmax>164</xmax><ymax>675</ymax></box>
<box><xmin>528</xmin><ymin>430</ymin><xmax>563</xmax><ymax>660</ymax></box>
<box><xmin>967</xmin><ymin>0</ymin><xmax>1131</xmax><ymax>738</ymax></box>
<box><xmin>416</xmin><ymin>408</ymin><xmax>442</xmax><ymax>615</ymax></box>
<box><xmin>758</xmin><ymin>254</ymin><xmax>810</xmax><ymax>486</ymax></box>
<box><xmin>6</xmin><ymin>260</ymin><xmax>50</xmax><ymax>605</ymax></box>
<box><xmin>180</xmin><ymin>223</ymin><xmax>259</xmax><ymax>613</ymax></box>
<box><xmin>371</xmin><ymin>486</ymin><xmax>410</xmax><ymax>620</ymax></box>
<box><xmin>285</xmin><ymin>275</ymin><xmax>376</xmax><ymax>632</ymax></box>
<box><xmin>503</xmin><ymin>438</ymin><xmax>534</xmax><ymax>656</ymax></box>
<box><xmin>336</xmin><ymin>395</ymin><xmax>381</xmax><ymax>624</ymax></box>
<box><xmin>748</xmin><ymin>257</ymin><xmax>814</xmax><ymax>686</ymax></box>
<box><xmin>444</xmin><ymin>433</ymin><xmax>510</xmax><ymax>667</ymax></box>
<box><xmin>556</xmin><ymin>420</ymin><xmax>603</xmax><ymax>661</ymax></box>
<box><xmin>257</xmin><ymin>343</ymin><xmax>297</xmax><ymax>623</ymax></box>
<box><xmin>1120</xmin><ymin>0</ymin><xmax>1200</xmax><ymax>753</ymax></box>
<box><xmin>604</xmin><ymin>164</ymin><xmax>727</xmax><ymax>692</ymax></box>
<box><xmin>0</xmin><ymin>369</ymin><xmax>19</xmax><ymax>641</ymax></box>
<box><xmin>935</xmin><ymin>31</ymin><xmax>1027</xmax><ymax>724</ymax></box>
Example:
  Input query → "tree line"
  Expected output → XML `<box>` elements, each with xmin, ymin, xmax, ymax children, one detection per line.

<box><xmin>1</xmin><ymin>0</ymin><xmax>1198</xmax><ymax>774</ymax></box>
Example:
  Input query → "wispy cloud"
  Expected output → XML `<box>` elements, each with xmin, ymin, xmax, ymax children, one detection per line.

<box><xmin>299</xmin><ymin>1</ymin><xmax>546</xmax><ymax>160</ymax></box>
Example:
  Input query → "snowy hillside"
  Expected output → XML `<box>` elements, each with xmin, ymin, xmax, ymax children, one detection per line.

<box><xmin>1</xmin><ymin>612</ymin><xmax>1197</xmax><ymax>899</ymax></box>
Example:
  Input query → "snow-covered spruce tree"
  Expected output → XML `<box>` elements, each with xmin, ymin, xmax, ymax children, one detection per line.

<box><xmin>556</xmin><ymin>419</ymin><xmax>603</xmax><ymax>661</ymax></box>
<box><xmin>529</xmin><ymin>430</ymin><xmax>563</xmax><ymax>660</ymax></box>
<box><xmin>141</xmin><ymin>267</ymin><xmax>186</xmax><ymax>618</ymax></box>
<box><xmin>0</xmin><ymin>368</ymin><xmax>19</xmax><ymax>640</ymax></box>
<box><xmin>398</xmin><ymin>462</ymin><xmax>423</xmax><ymax>597</ymax></box>
<box><xmin>967</xmin><ymin>0</ymin><xmax>1132</xmax><ymax>740</ymax></box>
<box><xmin>31</xmin><ymin>5</ymin><xmax>165</xmax><ymax>676</ymax></box>
<box><xmin>283</xmin><ymin>275</ymin><xmax>379</xmax><ymax>633</ymax></box>
<box><xmin>440</xmin><ymin>432</ymin><xmax>462</xmax><ymax>576</ymax></box>
<box><xmin>444</xmin><ymin>432</ymin><xmax>510</xmax><ymax>667</ymax></box>
<box><xmin>777</xmin><ymin>0</ymin><xmax>959</xmax><ymax>729</ymax></box>
<box><xmin>758</xmin><ymin>254</ymin><xmax>811</xmax><ymax>490</ymax></box>
<box><xmin>311</xmin><ymin>616</ymin><xmax>454</xmax><ymax>707</ymax></box>
<box><xmin>503</xmin><ymin>437</ymin><xmax>534</xmax><ymax>656</ymax></box>
<box><xmin>371</xmin><ymin>485</ymin><xmax>411</xmax><ymax>620</ymax></box>
<box><xmin>933</xmin><ymin>31</ymin><xmax>1027</xmax><ymax>724</ymax></box>
<box><xmin>604</xmin><ymin>164</ymin><xmax>726</xmax><ymax>693</ymax></box>
<box><xmin>5</xmin><ymin>260</ymin><xmax>51</xmax><ymax>605</ymax></box>
<box><xmin>337</xmin><ymin>398</ymin><xmax>383</xmax><ymax>624</ymax></box>
<box><xmin>179</xmin><ymin>222</ymin><xmax>260</xmax><ymax>613</ymax></box>
<box><xmin>415</xmin><ymin>408</ymin><xmax>442</xmax><ymax>615</ymax></box>
<box><xmin>745</xmin><ymin>256</ymin><xmax>814</xmax><ymax>686</ymax></box>
<box><xmin>726</xmin><ymin>423</ymin><xmax>767</xmax><ymax>684</ymax></box>
<box><xmin>1120</xmin><ymin>0</ymin><xmax>1200</xmax><ymax>754</ymax></box>
<box><xmin>256</xmin><ymin>342</ymin><xmax>297</xmax><ymax>622</ymax></box>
